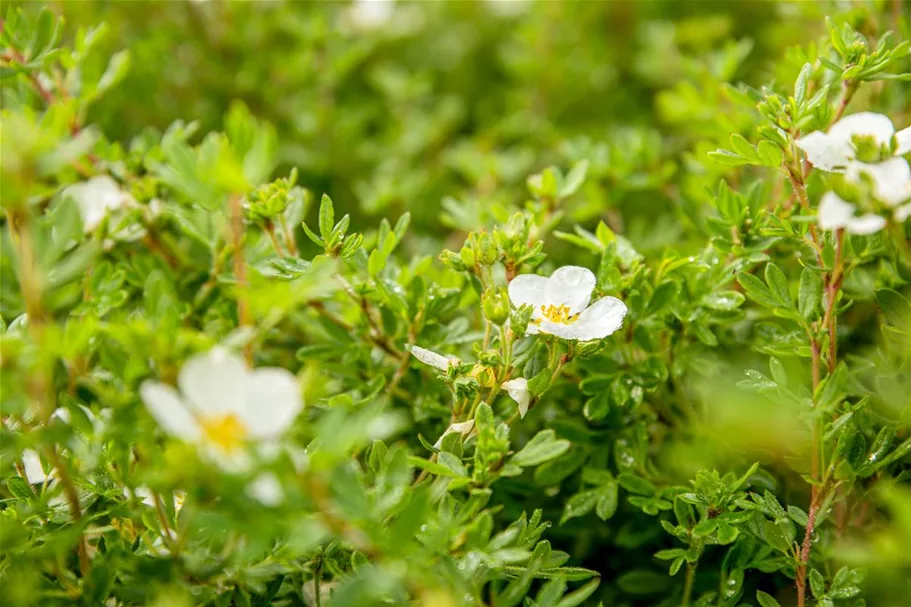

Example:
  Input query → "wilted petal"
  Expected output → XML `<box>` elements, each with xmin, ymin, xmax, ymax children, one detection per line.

<box><xmin>566</xmin><ymin>296</ymin><xmax>628</xmax><ymax>341</ymax></box>
<box><xmin>140</xmin><ymin>381</ymin><xmax>202</xmax><ymax>441</ymax></box>
<box><xmin>242</xmin><ymin>367</ymin><xmax>303</xmax><ymax>439</ymax></box>
<box><xmin>409</xmin><ymin>345</ymin><xmax>457</xmax><ymax>371</ymax></box>
<box><xmin>846</xmin><ymin>158</ymin><xmax>911</xmax><ymax>206</ymax></box>
<box><xmin>508</xmin><ymin>274</ymin><xmax>548</xmax><ymax>310</ymax></box>
<box><xmin>796</xmin><ymin>131</ymin><xmax>852</xmax><ymax>172</ymax></box>
<box><xmin>178</xmin><ymin>347</ymin><xmax>248</xmax><ymax>416</ymax></box>
<box><xmin>502</xmin><ymin>378</ymin><xmax>531</xmax><ymax>418</ymax></box>
<box><xmin>828</xmin><ymin>112</ymin><xmax>896</xmax><ymax>147</ymax></box>
<box><xmin>544</xmin><ymin>266</ymin><xmax>596</xmax><ymax>315</ymax></box>
<box><xmin>246</xmin><ymin>472</ymin><xmax>284</xmax><ymax>507</ymax></box>
<box><xmin>433</xmin><ymin>420</ymin><xmax>475</xmax><ymax>449</ymax></box>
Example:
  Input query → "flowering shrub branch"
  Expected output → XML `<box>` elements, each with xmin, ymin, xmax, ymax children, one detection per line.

<box><xmin>2</xmin><ymin>4</ymin><xmax>910</xmax><ymax>607</ymax></box>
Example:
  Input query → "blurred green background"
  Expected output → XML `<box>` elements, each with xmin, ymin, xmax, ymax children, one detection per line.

<box><xmin>19</xmin><ymin>0</ymin><xmax>889</xmax><ymax>249</ymax></box>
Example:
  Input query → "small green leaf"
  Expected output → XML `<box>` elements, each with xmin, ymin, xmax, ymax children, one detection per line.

<box><xmin>617</xmin><ymin>473</ymin><xmax>656</xmax><ymax>496</ymax></box>
<box><xmin>798</xmin><ymin>268</ymin><xmax>822</xmax><ymax>320</ymax></box>
<box><xmin>702</xmin><ymin>290</ymin><xmax>745</xmax><ymax>311</ymax></box>
<box><xmin>511</xmin><ymin>430</ymin><xmax>571</xmax><ymax>467</ymax></box>
<box><xmin>756</xmin><ymin>590</ymin><xmax>782</xmax><ymax>607</ymax></box>
<box><xmin>319</xmin><ymin>194</ymin><xmax>335</xmax><ymax>241</ymax></box>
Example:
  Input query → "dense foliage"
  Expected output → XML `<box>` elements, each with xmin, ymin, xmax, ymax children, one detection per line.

<box><xmin>1</xmin><ymin>2</ymin><xmax>910</xmax><ymax>607</ymax></box>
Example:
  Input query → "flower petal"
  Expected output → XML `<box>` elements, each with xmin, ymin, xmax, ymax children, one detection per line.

<box><xmin>896</xmin><ymin>126</ymin><xmax>911</xmax><ymax>156</ymax></box>
<box><xmin>139</xmin><ymin>380</ymin><xmax>202</xmax><ymax>441</ymax></box>
<box><xmin>845</xmin><ymin>214</ymin><xmax>888</xmax><ymax>235</ymax></box>
<box><xmin>22</xmin><ymin>449</ymin><xmax>50</xmax><ymax>484</ymax></box>
<box><xmin>796</xmin><ymin>131</ymin><xmax>852</xmax><ymax>172</ymax></box>
<box><xmin>63</xmin><ymin>176</ymin><xmax>134</xmax><ymax>233</ymax></box>
<box><xmin>817</xmin><ymin>192</ymin><xmax>855</xmax><ymax>231</ymax></box>
<box><xmin>566</xmin><ymin>296</ymin><xmax>628</xmax><ymax>341</ymax></box>
<box><xmin>828</xmin><ymin>112</ymin><xmax>895</xmax><ymax>147</ymax></box>
<box><xmin>408</xmin><ymin>345</ymin><xmax>457</xmax><ymax>371</ymax></box>
<box><xmin>242</xmin><ymin>367</ymin><xmax>303</xmax><ymax>439</ymax></box>
<box><xmin>502</xmin><ymin>378</ymin><xmax>531</xmax><ymax>418</ymax></box>
<box><xmin>544</xmin><ymin>266</ymin><xmax>596</xmax><ymax>315</ymax></box>
<box><xmin>895</xmin><ymin>203</ymin><xmax>911</xmax><ymax>223</ymax></box>
<box><xmin>508</xmin><ymin>274</ymin><xmax>548</xmax><ymax>309</ymax></box>
<box><xmin>246</xmin><ymin>472</ymin><xmax>284</xmax><ymax>507</ymax></box>
<box><xmin>178</xmin><ymin>347</ymin><xmax>248</xmax><ymax>416</ymax></box>
<box><xmin>846</xmin><ymin>158</ymin><xmax>911</xmax><ymax>206</ymax></box>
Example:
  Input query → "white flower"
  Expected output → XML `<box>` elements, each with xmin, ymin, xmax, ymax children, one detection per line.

<box><xmin>139</xmin><ymin>347</ymin><xmax>303</xmax><ymax>470</ymax></box>
<box><xmin>62</xmin><ymin>175</ymin><xmax>136</xmax><ymax>233</ymax></box>
<box><xmin>508</xmin><ymin>266</ymin><xmax>627</xmax><ymax>340</ymax></box>
<box><xmin>347</xmin><ymin>0</ymin><xmax>395</xmax><ymax>30</ymax></box>
<box><xmin>502</xmin><ymin>378</ymin><xmax>531</xmax><ymax>418</ymax></box>
<box><xmin>246</xmin><ymin>472</ymin><xmax>284</xmax><ymax>507</ymax></box>
<box><xmin>408</xmin><ymin>345</ymin><xmax>460</xmax><ymax>371</ymax></box>
<box><xmin>433</xmin><ymin>420</ymin><xmax>476</xmax><ymax>449</ymax></box>
<box><xmin>797</xmin><ymin>112</ymin><xmax>911</xmax><ymax>173</ymax></box>
<box><xmin>817</xmin><ymin>192</ymin><xmax>887</xmax><ymax>234</ymax></box>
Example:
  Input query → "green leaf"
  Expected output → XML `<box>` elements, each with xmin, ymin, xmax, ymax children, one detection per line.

<box><xmin>787</xmin><ymin>505</ymin><xmax>809</xmax><ymax>527</ymax></box>
<box><xmin>756</xmin><ymin>590</ymin><xmax>782</xmax><ymax>607</ymax></box>
<box><xmin>511</xmin><ymin>430</ymin><xmax>571</xmax><ymax>467</ymax></box>
<box><xmin>94</xmin><ymin>49</ymin><xmax>131</xmax><ymax>100</ymax></box>
<box><xmin>757</xmin><ymin>140</ymin><xmax>784</xmax><ymax>167</ymax></box>
<box><xmin>617</xmin><ymin>473</ymin><xmax>656</xmax><ymax>496</ymax></box>
<box><xmin>437</xmin><ymin>452</ymin><xmax>468</xmax><ymax>477</ymax></box>
<box><xmin>319</xmin><ymin>194</ymin><xmax>335</xmax><ymax>241</ymax></box>
<box><xmin>708</xmin><ymin>150</ymin><xmax>752</xmax><ymax>167</ymax></box>
<box><xmin>595</xmin><ymin>482</ymin><xmax>618</xmax><ymax>521</ymax></box>
<box><xmin>6</xmin><ymin>476</ymin><xmax>35</xmax><ymax>502</ymax></box>
<box><xmin>555</xmin><ymin>578</ymin><xmax>600</xmax><ymax>607</ymax></box>
<box><xmin>647</xmin><ymin>282</ymin><xmax>678</xmax><ymax>316</ymax></box>
<box><xmin>764</xmin><ymin>263</ymin><xmax>791</xmax><ymax>307</ymax></box>
<box><xmin>702</xmin><ymin>290</ymin><xmax>745</xmax><ymax>311</ymax></box>
<box><xmin>794</xmin><ymin>62</ymin><xmax>812</xmax><ymax>107</ymax></box>
<box><xmin>407</xmin><ymin>456</ymin><xmax>459</xmax><ymax>478</ymax></box>
<box><xmin>809</xmin><ymin>568</ymin><xmax>826</xmax><ymax>599</ymax></box>
<box><xmin>769</xmin><ymin>357</ymin><xmax>787</xmax><ymax>386</ymax></box>
<box><xmin>730</xmin><ymin>134</ymin><xmax>760</xmax><ymax>163</ymax></box>
<box><xmin>616</xmin><ymin>570</ymin><xmax>670</xmax><ymax>595</ymax></box>
<box><xmin>876</xmin><ymin>288</ymin><xmax>911</xmax><ymax>328</ymax></box>
<box><xmin>559</xmin><ymin>160</ymin><xmax>589</xmax><ymax>198</ymax></box>
<box><xmin>738</xmin><ymin>273</ymin><xmax>778</xmax><ymax>308</ymax></box>
<box><xmin>798</xmin><ymin>267</ymin><xmax>822</xmax><ymax>320</ymax></box>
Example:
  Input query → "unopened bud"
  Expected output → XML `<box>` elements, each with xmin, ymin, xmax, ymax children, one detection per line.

<box><xmin>482</xmin><ymin>288</ymin><xmax>510</xmax><ymax>325</ymax></box>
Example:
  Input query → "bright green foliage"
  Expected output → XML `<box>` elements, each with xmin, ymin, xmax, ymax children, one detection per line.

<box><xmin>1</xmin><ymin>3</ymin><xmax>910</xmax><ymax>607</ymax></box>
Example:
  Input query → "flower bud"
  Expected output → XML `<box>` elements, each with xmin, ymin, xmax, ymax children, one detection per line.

<box><xmin>482</xmin><ymin>288</ymin><xmax>510</xmax><ymax>325</ymax></box>
<box><xmin>439</xmin><ymin>249</ymin><xmax>466</xmax><ymax>271</ymax></box>
<box><xmin>460</xmin><ymin>245</ymin><xmax>476</xmax><ymax>268</ymax></box>
<box><xmin>478</xmin><ymin>232</ymin><xmax>498</xmax><ymax>265</ymax></box>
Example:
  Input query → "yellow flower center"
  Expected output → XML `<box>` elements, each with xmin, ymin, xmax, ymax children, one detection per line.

<box><xmin>200</xmin><ymin>413</ymin><xmax>248</xmax><ymax>452</ymax></box>
<box><xmin>539</xmin><ymin>304</ymin><xmax>578</xmax><ymax>325</ymax></box>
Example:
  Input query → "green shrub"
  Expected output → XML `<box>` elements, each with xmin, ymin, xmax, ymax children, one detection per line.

<box><xmin>1</xmin><ymin>2</ymin><xmax>910</xmax><ymax>606</ymax></box>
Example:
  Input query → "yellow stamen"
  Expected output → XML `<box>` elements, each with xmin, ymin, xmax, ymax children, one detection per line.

<box><xmin>200</xmin><ymin>413</ymin><xmax>247</xmax><ymax>452</ymax></box>
<box><xmin>539</xmin><ymin>304</ymin><xmax>578</xmax><ymax>325</ymax></box>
